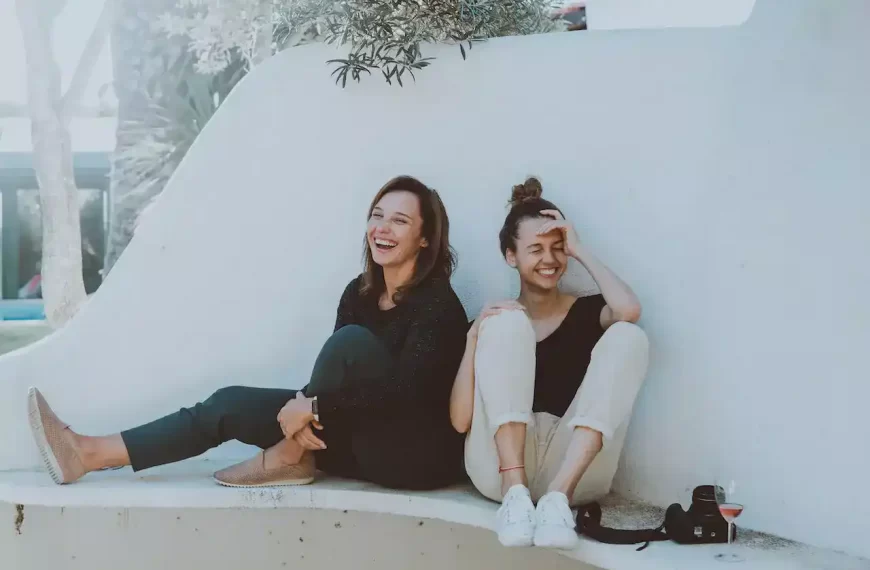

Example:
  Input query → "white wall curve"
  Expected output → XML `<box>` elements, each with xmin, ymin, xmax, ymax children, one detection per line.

<box><xmin>586</xmin><ymin>0</ymin><xmax>757</xmax><ymax>30</ymax></box>
<box><xmin>0</xmin><ymin>0</ymin><xmax>868</xmax><ymax>559</ymax></box>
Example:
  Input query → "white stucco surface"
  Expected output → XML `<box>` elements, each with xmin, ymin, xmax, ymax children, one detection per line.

<box><xmin>0</xmin><ymin>0</ymin><xmax>868</xmax><ymax>562</ymax></box>
<box><xmin>586</xmin><ymin>0</ymin><xmax>757</xmax><ymax>30</ymax></box>
<box><xmin>2</xmin><ymin>460</ymin><xmax>868</xmax><ymax>570</ymax></box>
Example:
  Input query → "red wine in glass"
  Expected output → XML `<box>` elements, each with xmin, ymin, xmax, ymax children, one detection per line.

<box><xmin>714</xmin><ymin>479</ymin><xmax>744</xmax><ymax>563</ymax></box>
<box><xmin>718</xmin><ymin>503</ymin><xmax>744</xmax><ymax>523</ymax></box>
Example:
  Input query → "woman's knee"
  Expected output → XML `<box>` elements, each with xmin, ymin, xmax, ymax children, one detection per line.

<box><xmin>589</xmin><ymin>322</ymin><xmax>651</xmax><ymax>391</ymax></box>
<box><xmin>330</xmin><ymin>324</ymin><xmax>377</xmax><ymax>343</ymax></box>
<box><xmin>322</xmin><ymin>325</ymin><xmax>386</xmax><ymax>356</ymax></box>
<box><xmin>199</xmin><ymin>386</ymin><xmax>251</xmax><ymax>419</ymax></box>
<box><xmin>475</xmin><ymin>309</ymin><xmax>536</xmax><ymax>376</ymax></box>
<box><xmin>596</xmin><ymin>321</ymin><xmax>649</xmax><ymax>355</ymax></box>
<box><xmin>310</xmin><ymin>325</ymin><xmax>392</xmax><ymax>394</ymax></box>
<box><xmin>204</xmin><ymin>386</ymin><xmax>246</xmax><ymax>410</ymax></box>
<box><xmin>477</xmin><ymin>309</ymin><xmax>535</xmax><ymax>348</ymax></box>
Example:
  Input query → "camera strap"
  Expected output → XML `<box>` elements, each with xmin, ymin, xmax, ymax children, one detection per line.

<box><xmin>575</xmin><ymin>502</ymin><xmax>670</xmax><ymax>552</ymax></box>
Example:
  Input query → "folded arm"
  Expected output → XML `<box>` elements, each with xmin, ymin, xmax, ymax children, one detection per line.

<box><xmin>573</xmin><ymin>245</ymin><xmax>642</xmax><ymax>328</ymax></box>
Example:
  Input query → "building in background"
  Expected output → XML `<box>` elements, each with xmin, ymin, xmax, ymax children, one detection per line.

<box><xmin>0</xmin><ymin>0</ymin><xmax>114</xmax><ymax>311</ymax></box>
<box><xmin>0</xmin><ymin>118</ymin><xmax>114</xmax><ymax>303</ymax></box>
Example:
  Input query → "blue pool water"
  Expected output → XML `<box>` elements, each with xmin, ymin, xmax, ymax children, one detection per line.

<box><xmin>0</xmin><ymin>301</ymin><xmax>46</xmax><ymax>321</ymax></box>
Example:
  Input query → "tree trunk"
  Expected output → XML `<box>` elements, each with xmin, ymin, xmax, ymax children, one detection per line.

<box><xmin>252</xmin><ymin>0</ymin><xmax>274</xmax><ymax>66</ymax></box>
<box><xmin>16</xmin><ymin>0</ymin><xmax>87</xmax><ymax>328</ymax></box>
<box><xmin>103</xmin><ymin>0</ymin><xmax>182</xmax><ymax>275</ymax></box>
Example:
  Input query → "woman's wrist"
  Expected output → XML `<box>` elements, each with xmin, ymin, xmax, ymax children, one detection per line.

<box><xmin>571</xmin><ymin>242</ymin><xmax>587</xmax><ymax>261</ymax></box>
<box><xmin>572</xmin><ymin>244</ymin><xmax>598</xmax><ymax>268</ymax></box>
<box><xmin>297</xmin><ymin>396</ymin><xmax>317</xmax><ymax>421</ymax></box>
<box><xmin>310</xmin><ymin>396</ymin><xmax>320</xmax><ymax>424</ymax></box>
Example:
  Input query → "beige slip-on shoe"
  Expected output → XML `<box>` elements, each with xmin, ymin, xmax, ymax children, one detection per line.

<box><xmin>213</xmin><ymin>450</ymin><xmax>315</xmax><ymax>488</ymax></box>
<box><xmin>27</xmin><ymin>387</ymin><xmax>87</xmax><ymax>485</ymax></box>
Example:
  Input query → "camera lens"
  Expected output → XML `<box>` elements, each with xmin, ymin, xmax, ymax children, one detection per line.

<box><xmin>690</xmin><ymin>485</ymin><xmax>722</xmax><ymax>517</ymax></box>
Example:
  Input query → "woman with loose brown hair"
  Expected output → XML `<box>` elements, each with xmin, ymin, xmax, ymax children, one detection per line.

<box><xmin>360</xmin><ymin>175</ymin><xmax>456</xmax><ymax>303</ymax></box>
<box><xmin>27</xmin><ymin>175</ymin><xmax>469</xmax><ymax>491</ymax></box>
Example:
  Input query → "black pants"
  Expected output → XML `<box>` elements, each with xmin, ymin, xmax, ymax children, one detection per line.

<box><xmin>121</xmin><ymin>325</ymin><xmax>463</xmax><ymax>490</ymax></box>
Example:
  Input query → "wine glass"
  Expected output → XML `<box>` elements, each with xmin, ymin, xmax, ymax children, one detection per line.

<box><xmin>714</xmin><ymin>478</ymin><xmax>745</xmax><ymax>562</ymax></box>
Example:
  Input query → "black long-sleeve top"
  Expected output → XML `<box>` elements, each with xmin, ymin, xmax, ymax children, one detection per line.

<box><xmin>316</xmin><ymin>274</ymin><xmax>469</xmax><ymax>427</ymax></box>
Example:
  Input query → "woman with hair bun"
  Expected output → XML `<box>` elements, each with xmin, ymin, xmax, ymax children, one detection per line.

<box><xmin>450</xmin><ymin>177</ymin><xmax>649</xmax><ymax>549</ymax></box>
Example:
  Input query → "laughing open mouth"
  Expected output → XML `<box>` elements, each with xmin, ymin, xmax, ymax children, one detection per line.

<box><xmin>537</xmin><ymin>267</ymin><xmax>559</xmax><ymax>277</ymax></box>
<box><xmin>374</xmin><ymin>238</ymin><xmax>398</xmax><ymax>252</ymax></box>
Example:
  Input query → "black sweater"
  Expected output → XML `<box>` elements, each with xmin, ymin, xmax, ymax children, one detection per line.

<box><xmin>316</xmin><ymin>274</ymin><xmax>469</xmax><ymax>425</ymax></box>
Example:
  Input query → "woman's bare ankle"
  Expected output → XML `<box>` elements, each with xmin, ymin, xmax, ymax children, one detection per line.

<box><xmin>546</xmin><ymin>480</ymin><xmax>574</xmax><ymax>497</ymax></box>
<box><xmin>264</xmin><ymin>439</ymin><xmax>304</xmax><ymax>469</ymax></box>
<box><xmin>71</xmin><ymin>433</ymin><xmax>100</xmax><ymax>472</ymax></box>
<box><xmin>500</xmin><ymin>470</ymin><xmax>528</xmax><ymax>496</ymax></box>
<box><xmin>75</xmin><ymin>433</ymin><xmax>130</xmax><ymax>472</ymax></box>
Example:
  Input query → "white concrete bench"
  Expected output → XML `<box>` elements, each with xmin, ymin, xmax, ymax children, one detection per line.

<box><xmin>1</xmin><ymin>0</ymin><xmax>869</xmax><ymax>567</ymax></box>
<box><xmin>2</xmin><ymin>460</ymin><xmax>866</xmax><ymax>570</ymax></box>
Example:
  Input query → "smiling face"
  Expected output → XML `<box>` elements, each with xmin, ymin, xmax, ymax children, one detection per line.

<box><xmin>505</xmin><ymin>216</ymin><xmax>567</xmax><ymax>292</ymax></box>
<box><xmin>366</xmin><ymin>190</ymin><xmax>427</xmax><ymax>270</ymax></box>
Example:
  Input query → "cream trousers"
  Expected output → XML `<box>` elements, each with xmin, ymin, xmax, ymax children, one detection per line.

<box><xmin>464</xmin><ymin>309</ymin><xmax>649</xmax><ymax>506</ymax></box>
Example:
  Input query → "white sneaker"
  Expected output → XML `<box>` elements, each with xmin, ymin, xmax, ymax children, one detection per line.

<box><xmin>534</xmin><ymin>491</ymin><xmax>580</xmax><ymax>549</ymax></box>
<box><xmin>495</xmin><ymin>485</ymin><xmax>536</xmax><ymax>547</ymax></box>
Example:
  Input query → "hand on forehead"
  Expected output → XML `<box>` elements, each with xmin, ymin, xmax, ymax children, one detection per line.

<box><xmin>518</xmin><ymin>215</ymin><xmax>562</xmax><ymax>242</ymax></box>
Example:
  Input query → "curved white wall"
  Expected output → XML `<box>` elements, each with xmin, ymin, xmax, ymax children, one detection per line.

<box><xmin>586</xmin><ymin>0</ymin><xmax>757</xmax><ymax>30</ymax></box>
<box><xmin>0</xmin><ymin>0</ymin><xmax>868</xmax><ymax>559</ymax></box>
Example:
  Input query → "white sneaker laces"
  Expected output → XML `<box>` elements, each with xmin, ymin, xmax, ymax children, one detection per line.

<box><xmin>537</xmin><ymin>492</ymin><xmax>575</xmax><ymax>526</ymax></box>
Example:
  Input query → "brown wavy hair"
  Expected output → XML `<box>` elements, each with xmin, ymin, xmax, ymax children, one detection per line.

<box><xmin>498</xmin><ymin>176</ymin><xmax>563</xmax><ymax>256</ymax></box>
<box><xmin>360</xmin><ymin>176</ymin><xmax>456</xmax><ymax>303</ymax></box>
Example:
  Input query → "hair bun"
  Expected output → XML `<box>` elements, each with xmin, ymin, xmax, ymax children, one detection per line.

<box><xmin>509</xmin><ymin>177</ymin><xmax>543</xmax><ymax>207</ymax></box>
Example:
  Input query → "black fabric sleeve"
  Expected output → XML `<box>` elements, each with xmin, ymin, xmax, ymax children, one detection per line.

<box><xmin>317</xmin><ymin>300</ymin><xmax>464</xmax><ymax>422</ymax></box>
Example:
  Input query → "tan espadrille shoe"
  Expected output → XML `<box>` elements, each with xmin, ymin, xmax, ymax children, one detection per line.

<box><xmin>213</xmin><ymin>450</ymin><xmax>315</xmax><ymax>488</ymax></box>
<box><xmin>27</xmin><ymin>387</ymin><xmax>87</xmax><ymax>485</ymax></box>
